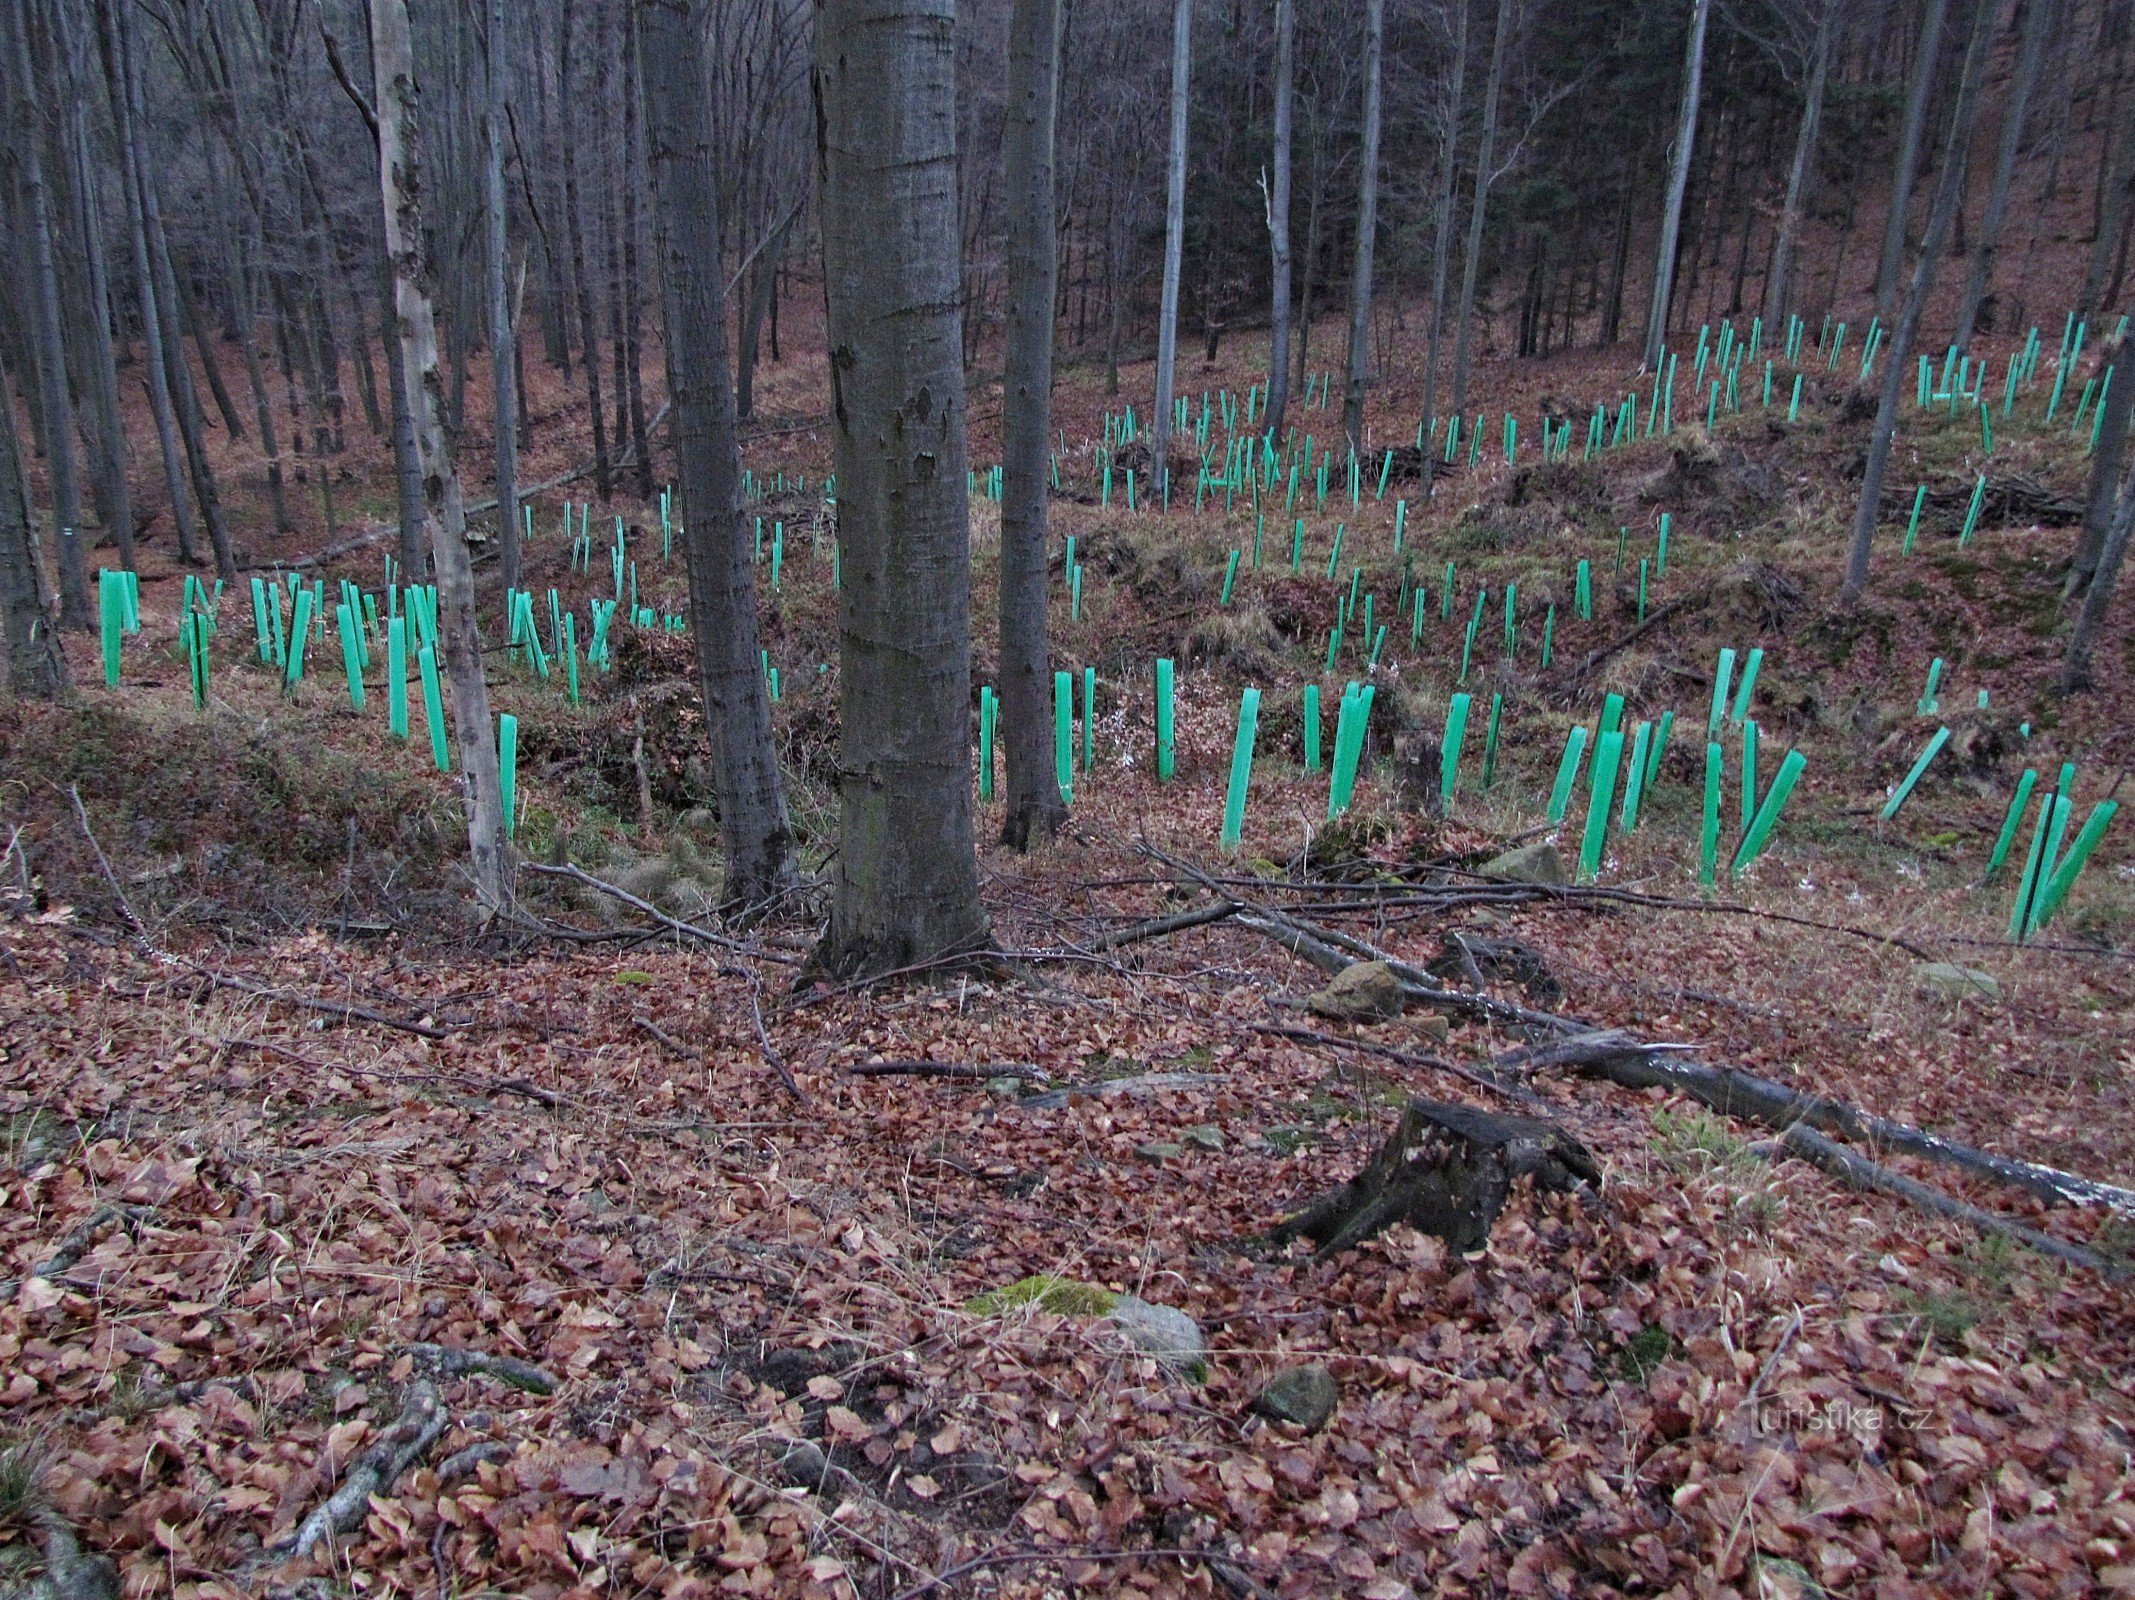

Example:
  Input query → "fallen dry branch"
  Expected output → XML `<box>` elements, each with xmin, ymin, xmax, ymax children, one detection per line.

<box><xmin>1262</xmin><ymin>1097</ymin><xmax>1600</xmax><ymax>1257</ymax></box>
<box><xmin>1563</xmin><ymin>1040</ymin><xmax>2135</xmax><ymax>1216</ymax></box>
<box><xmin>1574</xmin><ymin>591</ymin><xmax>1704</xmax><ymax>676</ymax></box>
<box><xmin>846</xmin><ymin>1060</ymin><xmax>1053</xmax><ymax>1084</ymax></box>
<box><xmin>1018</xmin><ymin>1071</ymin><xmax>1224</xmax><ymax>1110</ymax></box>
<box><xmin>1250</xmin><ymin>1022</ymin><xmax>1546</xmax><ymax>1111</ymax></box>
<box><xmin>520</xmin><ymin>861</ymin><xmax>794</xmax><ymax>965</ymax></box>
<box><xmin>1771</xmin><ymin>1125</ymin><xmax>2121</xmax><ymax>1276</ymax></box>
<box><xmin>1078</xmin><ymin>901</ymin><xmax>1241</xmax><ymax>952</ymax></box>
<box><xmin>633</xmin><ymin>1014</ymin><xmax>705</xmax><ymax>1063</ymax></box>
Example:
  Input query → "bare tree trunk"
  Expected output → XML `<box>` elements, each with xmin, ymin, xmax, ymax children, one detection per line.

<box><xmin>1262</xmin><ymin>0</ymin><xmax>1295</xmax><ymax>445</ymax></box>
<box><xmin>226</xmin><ymin>212</ymin><xmax>296</xmax><ymax>538</ymax></box>
<box><xmin>2070</xmin><ymin>334</ymin><xmax>2131</xmax><ymax>594</ymax></box>
<box><xmin>1762</xmin><ymin>0</ymin><xmax>1835</xmax><ymax>331</ymax></box>
<box><xmin>2079</xmin><ymin>112</ymin><xmax>2135</xmax><ymax>317</ymax></box>
<box><xmin>148</xmin><ymin>181</ymin><xmax>239</xmax><ymax>579</ymax></box>
<box><xmin>1341</xmin><ymin>0</ymin><xmax>1385</xmax><ymax>456</ymax></box>
<box><xmin>1643</xmin><ymin>0</ymin><xmax>1713</xmax><ymax>370</ymax></box>
<box><xmin>998</xmin><ymin>0</ymin><xmax>1066</xmax><ymax>851</ymax></box>
<box><xmin>1419</xmin><ymin>0</ymin><xmax>1469</xmax><ymax>489</ymax></box>
<box><xmin>619</xmin><ymin>22</ymin><xmax>654</xmax><ymax>500</ymax></box>
<box><xmin>638</xmin><ymin>0</ymin><xmax>798</xmax><ymax>909</ymax></box>
<box><xmin>1875</xmin><ymin>0</ymin><xmax>1952</xmax><ymax>318</ymax></box>
<box><xmin>1452</xmin><ymin>0</ymin><xmax>1513</xmax><ymax>417</ymax></box>
<box><xmin>1843</xmin><ymin>0</ymin><xmax>1996</xmax><ymax>608</ymax></box>
<box><xmin>558</xmin><ymin>0</ymin><xmax>612</xmax><ymax>499</ymax></box>
<box><xmin>737</xmin><ymin>208</ymin><xmax>799</xmax><ymax>422</ymax></box>
<box><xmin>0</xmin><ymin>353</ymin><xmax>66</xmax><ymax>698</ymax></box>
<box><xmin>1150</xmin><ymin>0</ymin><xmax>1191</xmax><ymax>481</ymax></box>
<box><xmin>814</xmin><ymin>0</ymin><xmax>990</xmax><ymax>977</ymax></box>
<box><xmin>7</xmin><ymin>0</ymin><xmax>89</xmax><ymax>628</ymax></box>
<box><xmin>375</xmin><ymin>0</ymin><xmax>506</xmax><ymax>916</ymax></box>
<box><xmin>61</xmin><ymin>46</ymin><xmax>136</xmax><ymax>573</ymax></box>
<box><xmin>1955</xmin><ymin>0</ymin><xmax>2055</xmax><ymax>347</ymax></box>
<box><xmin>486</xmin><ymin>0</ymin><xmax>521</xmax><ymax>594</ymax></box>
<box><xmin>379</xmin><ymin>248</ymin><xmax>429</xmax><ymax>583</ymax></box>
<box><xmin>2062</xmin><ymin>445</ymin><xmax>2135</xmax><ymax>692</ymax></box>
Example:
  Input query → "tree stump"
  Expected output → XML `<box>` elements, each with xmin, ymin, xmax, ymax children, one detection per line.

<box><xmin>1263</xmin><ymin>1098</ymin><xmax>1599</xmax><ymax>1258</ymax></box>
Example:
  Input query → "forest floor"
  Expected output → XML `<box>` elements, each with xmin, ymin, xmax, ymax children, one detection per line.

<box><xmin>4</xmin><ymin>300</ymin><xmax>2135</xmax><ymax>1600</ymax></box>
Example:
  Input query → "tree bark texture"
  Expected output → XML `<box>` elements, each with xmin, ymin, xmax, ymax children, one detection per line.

<box><xmin>1762</xmin><ymin>0</ymin><xmax>1834</xmax><ymax>331</ymax></box>
<box><xmin>1643</xmin><ymin>0</ymin><xmax>1713</xmax><ymax>371</ymax></box>
<box><xmin>1341</xmin><ymin>0</ymin><xmax>1385</xmax><ymax>456</ymax></box>
<box><xmin>0</xmin><ymin>353</ymin><xmax>68</xmax><ymax>699</ymax></box>
<box><xmin>487</xmin><ymin>0</ymin><xmax>522</xmax><ymax>594</ymax></box>
<box><xmin>1874</xmin><ymin>0</ymin><xmax>1952</xmax><ymax>319</ymax></box>
<box><xmin>813</xmin><ymin>0</ymin><xmax>990</xmax><ymax>977</ymax></box>
<box><xmin>374</xmin><ymin>0</ymin><xmax>507</xmax><ymax>915</ymax></box>
<box><xmin>638</xmin><ymin>0</ymin><xmax>800</xmax><ymax>910</ymax></box>
<box><xmin>1452</xmin><ymin>0</ymin><xmax>1513</xmax><ymax>418</ymax></box>
<box><xmin>997</xmin><ymin>0</ymin><xmax>1067</xmax><ymax>851</ymax></box>
<box><xmin>1262</xmin><ymin>0</ymin><xmax>1295</xmax><ymax>447</ymax></box>
<box><xmin>1149</xmin><ymin>0</ymin><xmax>1191</xmax><ymax>481</ymax></box>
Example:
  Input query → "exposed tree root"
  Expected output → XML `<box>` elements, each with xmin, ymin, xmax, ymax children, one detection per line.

<box><xmin>288</xmin><ymin>1380</ymin><xmax>448</xmax><ymax>1560</ymax></box>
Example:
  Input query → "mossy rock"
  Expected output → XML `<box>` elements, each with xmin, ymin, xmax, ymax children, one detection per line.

<box><xmin>966</xmin><ymin>1274</ymin><xmax>1118</xmax><ymax>1317</ymax></box>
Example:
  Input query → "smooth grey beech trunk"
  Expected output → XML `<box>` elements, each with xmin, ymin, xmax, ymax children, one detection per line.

<box><xmin>53</xmin><ymin>0</ymin><xmax>133</xmax><ymax>573</ymax></box>
<box><xmin>1953</xmin><ymin>0</ymin><xmax>2054</xmax><ymax>349</ymax></box>
<box><xmin>1451</xmin><ymin>0</ymin><xmax>1511</xmax><ymax>419</ymax></box>
<box><xmin>381</xmin><ymin>255</ymin><xmax>430</xmax><ymax>584</ymax></box>
<box><xmin>101</xmin><ymin>0</ymin><xmax>197</xmax><ymax>569</ymax></box>
<box><xmin>1340</xmin><ymin>0</ymin><xmax>1384</xmax><ymax>456</ymax></box>
<box><xmin>558</xmin><ymin>0</ymin><xmax>611</xmax><ymax>500</ymax></box>
<box><xmin>1150</xmin><ymin>0</ymin><xmax>1191</xmax><ymax>482</ymax></box>
<box><xmin>1843</xmin><ymin>0</ymin><xmax>1996</xmax><ymax>609</ymax></box>
<box><xmin>2070</xmin><ymin>336</ymin><xmax>2131</xmax><ymax>596</ymax></box>
<box><xmin>374</xmin><ymin>0</ymin><xmax>507</xmax><ymax>916</ymax></box>
<box><xmin>1262</xmin><ymin>0</ymin><xmax>1295</xmax><ymax>447</ymax></box>
<box><xmin>0</xmin><ymin>352</ymin><xmax>67</xmax><ymax>699</ymax></box>
<box><xmin>1642</xmin><ymin>0</ymin><xmax>1712</xmax><ymax>370</ymax></box>
<box><xmin>1418</xmin><ymin>0</ymin><xmax>1469</xmax><ymax>497</ymax></box>
<box><xmin>487</xmin><ymin>0</ymin><xmax>521</xmax><ymax>595</ymax></box>
<box><xmin>1874</xmin><ymin>0</ymin><xmax>1951</xmax><ymax>321</ymax></box>
<box><xmin>1761</xmin><ymin>0</ymin><xmax>1834</xmax><ymax>333</ymax></box>
<box><xmin>637</xmin><ymin>0</ymin><xmax>799</xmax><ymax>910</ymax></box>
<box><xmin>814</xmin><ymin>0</ymin><xmax>990</xmax><ymax>977</ymax></box>
<box><xmin>2062</xmin><ymin>443</ymin><xmax>2135</xmax><ymax>692</ymax></box>
<box><xmin>997</xmin><ymin>0</ymin><xmax>1066</xmax><ymax>851</ymax></box>
<box><xmin>7</xmin><ymin>0</ymin><xmax>89</xmax><ymax>629</ymax></box>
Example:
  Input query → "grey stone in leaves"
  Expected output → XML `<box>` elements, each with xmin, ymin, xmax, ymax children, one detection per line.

<box><xmin>1306</xmin><ymin>960</ymin><xmax>1406</xmax><ymax>1022</ymax></box>
<box><xmin>1478</xmin><ymin>840</ymin><xmax>1569</xmax><ymax>886</ymax></box>
<box><xmin>1182</xmin><ymin>1124</ymin><xmax>1225</xmax><ymax>1152</ymax></box>
<box><xmin>1108</xmin><ymin>1296</ymin><xmax>1206</xmax><ymax>1379</ymax></box>
<box><xmin>1913</xmin><ymin>962</ymin><xmax>2000</xmax><ymax>1004</ymax></box>
<box><xmin>1135</xmin><ymin>1141</ymin><xmax>1185</xmax><ymax>1163</ymax></box>
<box><xmin>1253</xmin><ymin>1363</ymin><xmax>1338</xmax><ymax>1429</ymax></box>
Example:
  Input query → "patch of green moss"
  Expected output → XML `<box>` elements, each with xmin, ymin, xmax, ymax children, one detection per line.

<box><xmin>965</xmin><ymin>1274</ymin><xmax>1118</xmax><ymax>1318</ymax></box>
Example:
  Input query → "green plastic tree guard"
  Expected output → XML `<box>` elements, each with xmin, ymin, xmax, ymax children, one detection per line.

<box><xmin>1440</xmin><ymin>693</ymin><xmax>1471</xmax><ymax>811</ymax></box>
<box><xmin>1730</xmin><ymin>749</ymin><xmax>1806</xmax><ymax>876</ymax></box>
<box><xmin>386</xmin><ymin>617</ymin><xmax>409</xmax><ymax>738</ymax></box>
<box><xmin>418</xmin><ymin>644</ymin><xmax>450</xmax><ymax>772</ymax></box>
<box><xmin>498</xmin><ymin>714</ymin><xmax>519</xmax><ymax>839</ymax></box>
<box><xmin>1482</xmin><ymin>693</ymin><xmax>1504</xmax><ymax>788</ymax></box>
<box><xmin>1699</xmin><ymin>742</ymin><xmax>1723</xmax><ymax>888</ymax></box>
<box><xmin>978</xmin><ymin>686</ymin><xmax>995</xmax><ymax>801</ymax></box>
<box><xmin>1547</xmin><ymin>726</ymin><xmax>1589</xmax><ymax>824</ymax></box>
<box><xmin>1709</xmin><ymin>648</ymin><xmax>1736</xmax><ymax>736</ymax></box>
<box><xmin>1730</xmin><ymin>648</ymin><xmax>1763</xmax><ymax>724</ymax></box>
<box><xmin>1303</xmin><ymin>683</ymin><xmax>1321</xmax><ymax>773</ymax></box>
<box><xmin>2031</xmin><ymin>802</ymin><xmax>2120</xmax><ymax>929</ymax></box>
<box><xmin>1054</xmin><ymin>669</ymin><xmax>1074</xmax><ymax>803</ymax></box>
<box><xmin>1880</xmin><ymin>727</ymin><xmax>1950</xmax><ymax>819</ymax></box>
<box><xmin>1985</xmin><ymin>769</ymin><xmax>2037</xmax><ymax>877</ymax></box>
<box><xmin>1082</xmin><ymin>667</ymin><xmax>1096</xmax><ymax>771</ymax></box>
<box><xmin>1578</xmin><ymin>731</ymin><xmax>1625</xmax><ymax>882</ymax></box>
<box><xmin>1221</xmin><ymin>688</ymin><xmax>1261</xmax><ymax>853</ymax></box>
<box><xmin>1155</xmin><ymin>658</ymin><xmax>1176</xmax><ymax>781</ymax></box>
<box><xmin>1621</xmin><ymin>721</ymin><xmax>1652</xmax><ymax>830</ymax></box>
